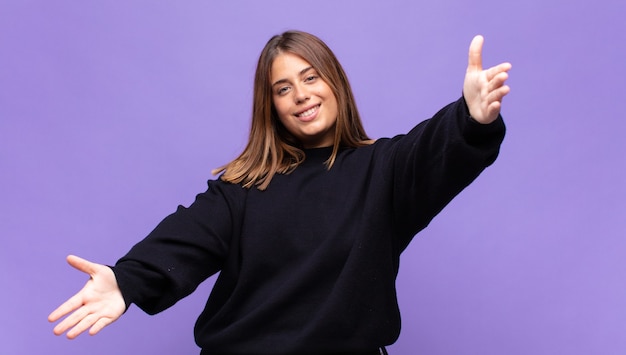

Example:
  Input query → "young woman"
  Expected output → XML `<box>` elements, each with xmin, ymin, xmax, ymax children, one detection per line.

<box><xmin>49</xmin><ymin>30</ymin><xmax>511</xmax><ymax>355</ymax></box>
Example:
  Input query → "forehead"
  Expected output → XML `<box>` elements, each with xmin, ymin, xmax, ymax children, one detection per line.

<box><xmin>270</xmin><ymin>52</ymin><xmax>314</xmax><ymax>82</ymax></box>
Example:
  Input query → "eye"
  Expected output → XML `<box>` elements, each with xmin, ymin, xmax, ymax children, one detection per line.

<box><xmin>276</xmin><ymin>86</ymin><xmax>290</xmax><ymax>95</ymax></box>
<box><xmin>304</xmin><ymin>75</ymin><xmax>318</xmax><ymax>82</ymax></box>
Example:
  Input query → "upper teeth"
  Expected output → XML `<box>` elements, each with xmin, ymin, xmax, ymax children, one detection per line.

<box><xmin>298</xmin><ymin>106</ymin><xmax>318</xmax><ymax>118</ymax></box>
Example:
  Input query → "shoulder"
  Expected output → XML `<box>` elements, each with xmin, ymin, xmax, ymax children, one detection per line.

<box><xmin>196</xmin><ymin>178</ymin><xmax>249</xmax><ymax>212</ymax></box>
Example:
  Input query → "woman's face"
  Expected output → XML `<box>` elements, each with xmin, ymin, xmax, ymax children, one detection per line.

<box><xmin>270</xmin><ymin>52</ymin><xmax>338</xmax><ymax>148</ymax></box>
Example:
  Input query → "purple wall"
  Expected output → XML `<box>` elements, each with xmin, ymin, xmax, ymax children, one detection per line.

<box><xmin>2</xmin><ymin>1</ymin><xmax>625</xmax><ymax>354</ymax></box>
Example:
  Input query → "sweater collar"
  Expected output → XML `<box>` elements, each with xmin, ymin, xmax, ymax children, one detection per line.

<box><xmin>303</xmin><ymin>146</ymin><xmax>334</xmax><ymax>162</ymax></box>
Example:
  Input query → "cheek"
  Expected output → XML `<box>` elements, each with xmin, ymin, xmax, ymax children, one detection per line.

<box><xmin>273</xmin><ymin>104</ymin><xmax>293</xmax><ymax>128</ymax></box>
<box><xmin>327</xmin><ymin>96</ymin><xmax>339</xmax><ymax>120</ymax></box>
<box><xmin>319</xmin><ymin>85</ymin><xmax>338</xmax><ymax>116</ymax></box>
<box><xmin>272</xmin><ymin>98</ymin><xmax>289</xmax><ymax>119</ymax></box>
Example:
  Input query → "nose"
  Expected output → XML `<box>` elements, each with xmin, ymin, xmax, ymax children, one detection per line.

<box><xmin>293</xmin><ymin>84</ymin><xmax>310</xmax><ymax>104</ymax></box>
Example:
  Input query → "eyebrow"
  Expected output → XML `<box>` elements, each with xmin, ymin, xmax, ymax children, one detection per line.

<box><xmin>271</xmin><ymin>66</ymin><xmax>314</xmax><ymax>87</ymax></box>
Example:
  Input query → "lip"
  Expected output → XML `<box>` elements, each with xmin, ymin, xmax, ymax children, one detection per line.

<box><xmin>294</xmin><ymin>104</ymin><xmax>320</xmax><ymax>122</ymax></box>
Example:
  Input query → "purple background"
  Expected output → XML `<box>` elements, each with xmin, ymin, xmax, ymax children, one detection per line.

<box><xmin>1</xmin><ymin>1</ymin><xmax>624</xmax><ymax>354</ymax></box>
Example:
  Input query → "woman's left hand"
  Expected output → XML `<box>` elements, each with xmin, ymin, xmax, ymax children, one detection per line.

<box><xmin>463</xmin><ymin>35</ymin><xmax>512</xmax><ymax>124</ymax></box>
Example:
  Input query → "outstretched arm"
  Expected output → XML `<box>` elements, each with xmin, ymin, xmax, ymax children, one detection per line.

<box><xmin>463</xmin><ymin>35</ymin><xmax>512</xmax><ymax>124</ymax></box>
<box><xmin>48</xmin><ymin>255</ymin><xmax>126</xmax><ymax>339</ymax></box>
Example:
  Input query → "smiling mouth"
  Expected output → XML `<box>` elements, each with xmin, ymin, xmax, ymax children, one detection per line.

<box><xmin>295</xmin><ymin>105</ymin><xmax>319</xmax><ymax>118</ymax></box>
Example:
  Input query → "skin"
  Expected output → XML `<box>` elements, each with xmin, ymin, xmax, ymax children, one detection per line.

<box><xmin>463</xmin><ymin>35</ymin><xmax>512</xmax><ymax>124</ymax></box>
<box><xmin>48</xmin><ymin>255</ymin><xmax>125</xmax><ymax>339</ymax></box>
<box><xmin>271</xmin><ymin>52</ymin><xmax>339</xmax><ymax>148</ymax></box>
<box><xmin>48</xmin><ymin>35</ymin><xmax>511</xmax><ymax>339</ymax></box>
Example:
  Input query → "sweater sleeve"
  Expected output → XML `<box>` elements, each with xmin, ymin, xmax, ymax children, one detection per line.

<box><xmin>112</xmin><ymin>179</ymin><xmax>245</xmax><ymax>315</ymax></box>
<box><xmin>388</xmin><ymin>96</ymin><xmax>505</xmax><ymax>250</ymax></box>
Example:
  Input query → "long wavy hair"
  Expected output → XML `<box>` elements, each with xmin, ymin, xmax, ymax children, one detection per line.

<box><xmin>213</xmin><ymin>30</ymin><xmax>371</xmax><ymax>190</ymax></box>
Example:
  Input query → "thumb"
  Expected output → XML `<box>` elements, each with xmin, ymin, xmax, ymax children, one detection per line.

<box><xmin>66</xmin><ymin>254</ymin><xmax>98</xmax><ymax>276</ymax></box>
<box><xmin>467</xmin><ymin>35</ymin><xmax>484</xmax><ymax>72</ymax></box>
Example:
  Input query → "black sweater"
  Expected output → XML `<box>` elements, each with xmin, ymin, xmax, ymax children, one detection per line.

<box><xmin>113</xmin><ymin>97</ymin><xmax>505</xmax><ymax>354</ymax></box>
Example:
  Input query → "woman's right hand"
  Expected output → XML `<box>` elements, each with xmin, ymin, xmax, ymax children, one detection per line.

<box><xmin>48</xmin><ymin>255</ymin><xmax>126</xmax><ymax>339</ymax></box>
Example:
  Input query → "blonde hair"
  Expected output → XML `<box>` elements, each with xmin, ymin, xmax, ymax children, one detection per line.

<box><xmin>213</xmin><ymin>30</ymin><xmax>371</xmax><ymax>190</ymax></box>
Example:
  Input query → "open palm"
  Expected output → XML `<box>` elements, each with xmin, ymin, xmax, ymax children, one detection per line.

<box><xmin>48</xmin><ymin>255</ymin><xmax>126</xmax><ymax>339</ymax></box>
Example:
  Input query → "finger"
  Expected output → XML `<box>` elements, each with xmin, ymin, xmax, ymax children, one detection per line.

<box><xmin>487</xmin><ymin>101</ymin><xmax>502</xmax><ymax>122</ymax></box>
<box><xmin>49</xmin><ymin>257</ymin><xmax>94</xmax><ymax>323</ymax></box>
<box><xmin>66</xmin><ymin>312</ymin><xmax>99</xmax><ymax>339</ymax></box>
<box><xmin>485</xmin><ymin>62</ymin><xmax>512</xmax><ymax>81</ymax></box>
<box><xmin>490</xmin><ymin>85</ymin><xmax>511</xmax><ymax>102</ymax></box>
<box><xmin>89</xmin><ymin>316</ymin><xmax>115</xmax><ymax>336</ymax></box>
<box><xmin>67</xmin><ymin>255</ymin><xmax>98</xmax><ymax>276</ymax></box>
<box><xmin>467</xmin><ymin>35</ymin><xmax>484</xmax><ymax>72</ymax></box>
<box><xmin>52</xmin><ymin>303</ymin><xmax>89</xmax><ymax>335</ymax></box>
<box><xmin>484</xmin><ymin>86</ymin><xmax>510</xmax><ymax>118</ymax></box>
<box><xmin>48</xmin><ymin>291</ymin><xmax>85</xmax><ymax>322</ymax></box>
<box><xmin>487</xmin><ymin>72</ymin><xmax>510</xmax><ymax>93</ymax></box>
